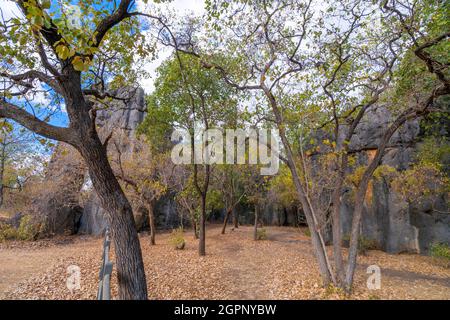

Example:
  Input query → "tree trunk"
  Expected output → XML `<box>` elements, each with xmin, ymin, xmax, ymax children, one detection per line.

<box><xmin>0</xmin><ymin>144</ymin><xmax>6</xmax><ymax>208</ymax></box>
<box><xmin>147</xmin><ymin>203</ymin><xmax>156</xmax><ymax>246</ymax></box>
<box><xmin>221</xmin><ymin>209</ymin><xmax>231</xmax><ymax>234</ymax></box>
<box><xmin>344</xmin><ymin>186</ymin><xmax>366</xmax><ymax>291</ymax></box>
<box><xmin>262</xmin><ymin>84</ymin><xmax>334</xmax><ymax>286</ymax></box>
<box><xmin>253</xmin><ymin>205</ymin><xmax>259</xmax><ymax>241</ymax></box>
<box><xmin>331</xmin><ymin>154</ymin><xmax>347</xmax><ymax>285</ymax></box>
<box><xmin>191</xmin><ymin>214</ymin><xmax>198</xmax><ymax>239</ymax></box>
<box><xmin>199</xmin><ymin>194</ymin><xmax>206</xmax><ymax>256</ymax></box>
<box><xmin>0</xmin><ymin>178</ymin><xmax>3</xmax><ymax>208</ymax></box>
<box><xmin>78</xmin><ymin>138</ymin><xmax>147</xmax><ymax>300</ymax></box>
<box><xmin>287</xmin><ymin>146</ymin><xmax>334</xmax><ymax>286</ymax></box>
<box><xmin>344</xmin><ymin>110</ymin><xmax>418</xmax><ymax>291</ymax></box>
<box><xmin>0</xmin><ymin>184</ymin><xmax>3</xmax><ymax>208</ymax></box>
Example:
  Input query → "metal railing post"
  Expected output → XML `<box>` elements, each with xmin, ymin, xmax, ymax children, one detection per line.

<box><xmin>97</xmin><ymin>228</ymin><xmax>113</xmax><ymax>300</ymax></box>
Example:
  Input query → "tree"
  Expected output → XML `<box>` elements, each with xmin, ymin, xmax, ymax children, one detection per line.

<box><xmin>140</xmin><ymin>53</ymin><xmax>238</xmax><ymax>255</ymax></box>
<box><xmin>0</xmin><ymin>119</ymin><xmax>42</xmax><ymax>207</ymax></box>
<box><xmin>0</xmin><ymin>0</ymin><xmax>155</xmax><ymax>299</ymax></box>
<box><xmin>216</xmin><ymin>164</ymin><xmax>245</xmax><ymax>234</ymax></box>
<box><xmin>175</xmin><ymin>175</ymin><xmax>201</xmax><ymax>239</ymax></box>
<box><xmin>242</xmin><ymin>164</ymin><xmax>271</xmax><ymax>240</ymax></box>
<box><xmin>111</xmin><ymin>135</ymin><xmax>174</xmax><ymax>245</ymax></box>
<box><xmin>339</xmin><ymin>0</ymin><xmax>449</xmax><ymax>289</ymax></box>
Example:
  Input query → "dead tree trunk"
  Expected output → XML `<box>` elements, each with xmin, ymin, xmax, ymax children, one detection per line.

<box><xmin>221</xmin><ymin>208</ymin><xmax>231</xmax><ymax>234</ymax></box>
<box><xmin>253</xmin><ymin>205</ymin><xmax>259</xmax><ymax>241</ymax></box>
<box><xmin>147</xmin><ymin>203</ymin><xmax>156</xmax><ymax>245</ymax></box>
<box><xmin>232</xmin><ymin>208</ymin><xmax>239</xmax><ymax>228</ymax></box>
<box><xmin>199</xmin><ymin>194</ymin><xmax>207</xmax><ymax>256</ymax></box>
<box><xmin>0</xmin><ymin>142</ymin><xmax>6</xmax><ymax>208</ymax></box>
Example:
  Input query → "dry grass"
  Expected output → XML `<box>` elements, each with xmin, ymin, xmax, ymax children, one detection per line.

<box><xmin>1</xmin><ymin>225</ymin><xmax>449</xmax><ymax>300</ymax></box>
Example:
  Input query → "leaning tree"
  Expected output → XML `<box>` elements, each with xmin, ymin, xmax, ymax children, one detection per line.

<box><xmin>139</xmin><ymin>53</ymin><xmax>238</xmax><ymax>255</ymax></box>
<box><xmin>0</xmin><ymin>0</ymin><xmax>157</xmax><ymax>299</ymax></box>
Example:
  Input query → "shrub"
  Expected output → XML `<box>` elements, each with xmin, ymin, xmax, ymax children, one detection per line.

<box><xmin>0</xmin><ymin>223</ymin><xmax>18</xmax><ymax>242</ymax></box>
<box><xmin>169</xmin><ymin>227</ymin><xmax>185</xmax><ymax>250</ymax></box>
<box><xmin>17</xmin><ymin>215</ymin><xmax>38</xmax><ymax>241</ymax></box>
<box><xmin>358</xmin><ymin>237</ymin><xmax>379</xmax><ymax>255</ymax></box>
<box><xmin>303</xmin><ymin>228</ymin><xmax>311</xmax><ymax>237</ymax></box>
<box><xmin>430</xmin><ymin>242</ymin><xmax>450</xmax><ymax>268</ymax></box>
<box><xmin>322</xmin><ymin>284</ymin><xmax>346</xmax><ymax>299</ymax></box>
<box><xmin>256</xmin><ymin>228</ymin><xmax>267</xmax><ymax>240</ymax></box>
<box><xmin>0</xmin><ymin>215</ymin><xmax>38</xmax><ymax>242</ymax></box>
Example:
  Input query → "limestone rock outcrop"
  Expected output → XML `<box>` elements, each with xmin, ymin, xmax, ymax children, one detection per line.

<box><xmin>34</xmin><ymin>90</ymin><xmax>448</xmax><ymax>255</ymax></box>
<box><xmin>78</xmin><ymin>87</ymin><xmax>147</xmax><ymax>235</ymax></box>
<box><xmin>333</xmin><ymin>105</ymin><xmax>448</xmax><ymax>254</ymax></box>
<box><xmin>33</xmin><ymin>87</ymin><xmax>147</xmax><ymax>235</ymax></box>
<box><xmin>31</xmin><ymin>143</ymin><xmax>85</xmax><ymax>235</ymax></box>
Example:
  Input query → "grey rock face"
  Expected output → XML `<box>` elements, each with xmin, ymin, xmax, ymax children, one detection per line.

<box><xmin>34</xmin><ymin>87</ymin><xmax>148</xmax><ymax>236</ymax></box>
<box><xmin>78</xmin><ymin>87</ymin><xmax>148</xmax><ymax>234</ymax></box>
<box><xmin>154</xmin><ymin>194</ymin><xmax>179</xmax><ymax>229</ymax></box>
<box><xmin>410</xmin><ymin>196</ymin><xmax>450</xmax><ymax>253</ymax></box>
<box><xmin>97</xmin><ymin>88</ymin><xmax>146</xmax><ymax>130</ymax></box>
<box><xmin>339</xmin><ymin>105</ymin><xmax>420</xmax><ymax>152</ymax></box>
<box><xmin>78</xmin><ymin>193</ymin><xmax>109</xmax><ymax>235</ymax></box>
<box><xmin>31</xmin><ymin>143</ymin><xmax>85</xmax><ymax>235</ymax></box>
<box><xmin>335</xmin><ymin>105</ymin><xmax>449</xmax><ymax>254</ymax></box>
<box><xmin>342</xmin><ymin>182</ymin><xmax>421</xmax><ymax>253</ymax></box>
<box><xmin>96</xmin><ymin>87</ymin><xmax>146</xmax><ymax>154</ymax></box>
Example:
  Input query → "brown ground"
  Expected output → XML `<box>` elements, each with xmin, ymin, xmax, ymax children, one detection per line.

<box><xmin>0</xmin><ymin>225</ymin><xmax>449</xmax><ymax>300</ymax></box>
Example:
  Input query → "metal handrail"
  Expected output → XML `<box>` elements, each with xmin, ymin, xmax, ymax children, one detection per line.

<box><xmin>97</xmin><ymin>228</ymin><xmax>113</xmax><ymax>300</ymax></box>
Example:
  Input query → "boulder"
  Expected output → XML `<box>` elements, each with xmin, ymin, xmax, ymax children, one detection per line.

<box><xmin>30</xmin><ymin>143</ymin><xmax>85</xmax><ymax>235</ymax></box>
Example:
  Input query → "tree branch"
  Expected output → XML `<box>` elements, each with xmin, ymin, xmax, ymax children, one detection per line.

<box><xmin>0</xmin><ymin>70</ymin><xmax>63</xmax><ymax>95</ymax></box>
<box><xmin>93</xmin><ymin>0</ymin><xmax>134</xmax><ymax>48</ymax></box>
<box><xmin>0</xmin><ymin>99</ymin><xmax>74</xmax><ymax>143</ymax></box>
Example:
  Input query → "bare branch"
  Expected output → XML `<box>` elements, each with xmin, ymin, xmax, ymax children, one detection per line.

<box><xmin>0</xmin><ymin>70</ymin><xmax>63</xmax><ymax>95</ymax></box>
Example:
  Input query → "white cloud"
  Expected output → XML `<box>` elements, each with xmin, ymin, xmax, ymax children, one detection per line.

<box><xmin>135</xmin><ymin>0</ymin><xmax>206</xmax><ymax>94</ymax></box>
<box><xmin>137</xmin><ymin>0</ymin><xmax>205</xmax><ymax>16</ymax></box>
<box><xmin>0</xmin><ymin>0</ymin><xmax>206</xmax><ymax>95</ymax></box>
<box><xmin>139</xmin><ymin>48</ymin><xmax>172</xmax><ymax>93</ymax></box>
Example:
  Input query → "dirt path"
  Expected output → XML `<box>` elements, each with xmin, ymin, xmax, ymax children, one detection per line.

<box><xmin>222</xmin><ymin>227</ymin><xmax>307</xmax><ymax>299</ymax></box>
<box><xmin>1</xmin><ymin>226</ymin><xmax>449</xmax><ymax>300</ymax></box>
<box><xmin>0</xmin><ymin>237</ymin><xmax>102</xmax><ymax>299</ymax></box>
